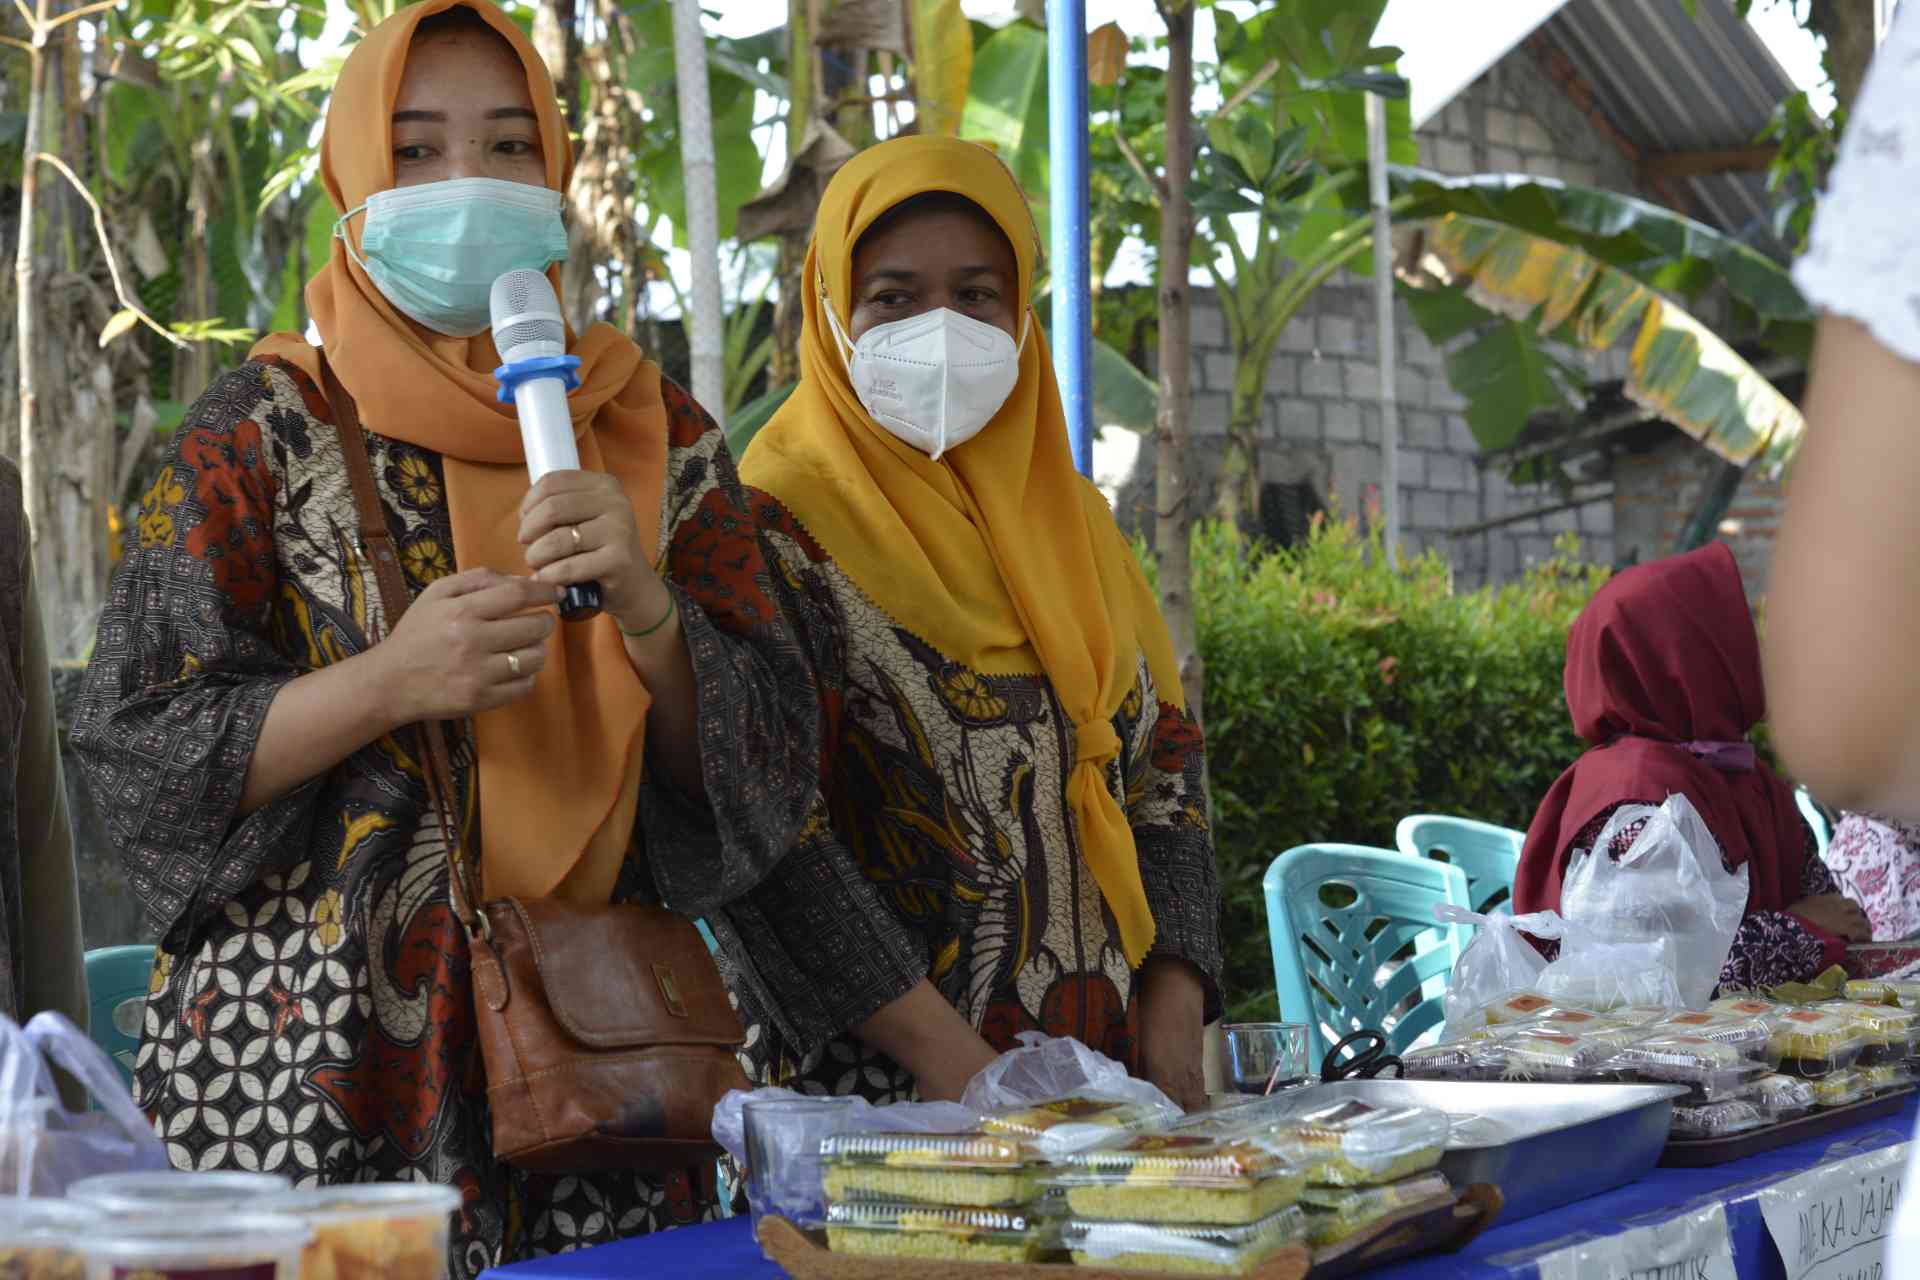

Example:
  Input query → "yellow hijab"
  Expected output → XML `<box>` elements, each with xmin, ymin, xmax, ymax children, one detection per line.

<box><xmin>253</xmin><ymin>0</ymin><xmax>661</xmax><ymax>905</ymax></box>
<box><xmin>740</xmin><ymin>136</ymin><xmax>1183</xmax><ymax>966</ymax></box>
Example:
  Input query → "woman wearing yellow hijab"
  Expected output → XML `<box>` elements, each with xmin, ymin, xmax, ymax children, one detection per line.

<box><xmin>73</xmin><ymin>1</ymin><xmax>819</xmax><ymax>1266</ymax></box>
<box><xmin>723</xmin><ymin>137</ymin><xmax>1222</xmax><ymax>1108</ymax></box>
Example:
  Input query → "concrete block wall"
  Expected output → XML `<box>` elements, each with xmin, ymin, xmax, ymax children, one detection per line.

<box><xmin>1613</xmin><ymin>439</ymin><xmax>1786</xmax><ymax>596</ymax></box>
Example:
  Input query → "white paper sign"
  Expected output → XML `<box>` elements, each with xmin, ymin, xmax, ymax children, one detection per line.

<box><xmin>1537</xmin><ymin>1203</ymin><xmax>1738</xmax><ymax>1280</ymax></box>
<box><xmin>1759</xmin><ymin>1142</ymin><xmax>1910</xmax><ymax>1280</ymax></box>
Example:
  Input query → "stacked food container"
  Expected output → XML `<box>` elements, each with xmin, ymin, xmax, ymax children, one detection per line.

<box><xmin>2</xmin><ymin>1169</ymin><xmax>464</xmax><ymax>1278</ymax></box>
<box><xmin>818</xmin><ymin>1097</ymin><xmax>1170</xmax><ymax>1264</ymax></box>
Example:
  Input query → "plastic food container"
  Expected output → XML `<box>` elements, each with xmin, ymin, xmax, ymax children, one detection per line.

<box><xmin>1810</xmin><ymin>1068</ymin><xmax>1873</xmax><ymax>1108</ymax></box>
<box><xmin>1652</xmin><ymin>1012</ymin><xmax>1776</xmax><ymax>1065</ymax></box>
<box><xmin>79</xmin><ymin>1213</ymin><xmax>312</xmax><ymax>1280</ymax></box>
<box><xmin>258</xmin><ymin>1183</ymin><xmax>462</xmax><ymax>1280</ymax></box>
<box><xmin>1864</xmin><ymin>1062</ymin><xmax>1913</xmax><ymax>1093</ymax></box>
<box><xmin>1400</xmin><ymin>1041</ymin><xmax>1498</xmax><ymax>1082</ymax></box>
<box><xmin>819</xmin><ymin>1132</ymin><xmax>1039</xmax><ymax>1208</ymax></box>
<box><xmin>1491</xmin><ymin>1031</ymin><xmax>1627</xmax><ymax>1083</ymax></box>
<box><xmin>1060</xmin><ymin>1205</ymin><xmax>1308</xmax><ymax>1275</ymax></box>
<box><xmin>1751</xmin><ymin>1073</ymin><xmax>1818</xmax><ymax>1123</ymax></box>
<box><xmin>1709</xmin><ymin>996</ymin><xmax>1782</xmax><ymax>1019</ymax></box>
<box><xmin>1274</xmin><ymin>1101</ymin><xmax>1449</xmax><ymax>1187</ymax></box>
<box><xmin>1765</xmin><ymin>1010</ymin><xmax>1869</xmax><ymax>1077</ymax></box>
<box><xmin>1821</xmin><ymin>1001</ymin><xmax>1920</xmax><ymax>1066</ymax></box>
<box><xmin>1048</xmin><ymin>1135</ymin><xmax>1308</xmax><ymax>1225</ymax></box>
<box><xmin>1608</xmin><ymin>1005</ymin><xmax>1680</xmax><ymax>1027</ymax></box>
<box><xmin>1603</xmin><ymin>1034</ymin><xmax>1766</xmax><ymax>1101</ymax></box>
<box><xmin>67</xmin><ymin>1170</ymin><xmax>293</xmax><ymax>1215</ymax></box>
<box><xmin>1296</xmin><ymin>1172</ymin><xmax>1452</xmax><ymax>1246</ymax></box>
<box><xmin>983</xmin><ymin>1097</ymin><xmax>1172</xmax><ymax>1157</ymax></box>
<box><xmin>1670</xmin><ymin>1099</ymin><xmax>1768</xmax><ymax>1139</ymax></box>
<box><xmin>822</xmin><ymin>1201</ymin><xmax>1055</xmax><ymax>1263</ymax></box>
<box><xmin>0</xmin><ymin>1199</ymin><xmax>99</xmax><ymax>1280</ymax></box>
<box><xmin>1478</xmin><ymin>994</ymin><xmax>1601</xmax><ymax>1026</ymax></box>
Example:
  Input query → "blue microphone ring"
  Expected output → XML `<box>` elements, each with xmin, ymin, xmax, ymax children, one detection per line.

<box><xmin>494</xmin><ymin>354</ymin><xmax>582</xmax><ymax>403</ymax></box>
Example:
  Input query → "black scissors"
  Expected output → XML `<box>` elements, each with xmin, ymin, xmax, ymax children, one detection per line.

<box><xmin>1320</xmin><ymin>1029</ymin><xmax>1404</xmax><ymax>1082</ymax></box>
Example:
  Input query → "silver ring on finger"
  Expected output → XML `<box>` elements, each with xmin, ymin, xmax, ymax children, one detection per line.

<box><xmin>569</xmin><ymin>524</ymin><xmax>583</xmax><ymax>554</ymax></box>
<box><xmin>506</xmin><ymin>650</ymin><xmax>523</xmax><ymax>679</ymax></box>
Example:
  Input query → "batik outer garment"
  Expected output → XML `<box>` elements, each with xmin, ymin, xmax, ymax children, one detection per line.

<box><xmin>709</xmin><ymin>497</ymin><xmax>1223</xmax><ymax>1101</ymax></box>
<box><xmin>1826</xmin><ymin>814</ymin><xmax>1920</xmax><ymax>942</ymax></box>
<box><xmin>71</xmin><ymin>357</ymin><xmax>816</xmax><ymax>1273</ymax></box>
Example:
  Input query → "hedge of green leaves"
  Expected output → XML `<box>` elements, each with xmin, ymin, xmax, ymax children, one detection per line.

<box><xmin>1174</xmin><ymin>515</ymin><xmax>1611</xmax><ymax>1020</ymax></box>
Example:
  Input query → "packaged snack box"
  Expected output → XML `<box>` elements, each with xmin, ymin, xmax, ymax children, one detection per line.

<box><xmin>1049</xmin><ymin>1134</ymin><xmax>1308</xmax><ymax>1225</ymax></box>
<box><xmin>1751</xmin><ymin>1073</ymin><xmax>1818</xmax><ymax>1123</ymax></box>
<box><xmin>1478</xmin><ymin>994</ymin><xmax>1602</xmax><ymax>1026</ymax></box>
<box><xmin>1820</xmin><ymin>1000</ymin><xmax>1920</xmax><ymax>1065</ymax></box>
<box><xmin>1765</xmin><ymin>1009</ymin><xmax>1869</xmax><ymax>1077</ymax></box>
<box><xmin>1651</xmin><ymin>1012</ymin><xmax>1775</xmax><ymax>1065</ymax></box>
<box><xmin>1603</xmin><ymin>1034</ymin><xmax>1766</xmax><ymax>1101</ymax></box>
<box><xmin>1273</xmin><ymin>1102</ymin><xmax>1449</xmax><ymax>1188</ymax></box>
<box><xmin>1671</xmin><ymin>1099</ymin><xmax>1768</xmax><ymax>1139</ymax></box>
<box><xmin>819</xmin><ymin>1132</ymin><xmax>1040</xmax><ymax>1208</ymax></box>
<box><xmin>1809</xmin><ymin>1068</ymin><xmax>1873</xmax><ymax>1108</ymax></box>
<box><xmin>1296</xmin><ymin>1172</ymin><xmax>1452</xmax><ymax>1246</ymax></box>
<box><xmin>983</xmin><ymin>1096</ymin><xmax>1173</xmax><ymax>1157</ymax></box>
<box><xmin>823</xmin><ymin>1201</ymin><xmax>1056</xmax><ymax>1264</ymax></box>
<box><xmin>258</xmin><ymin>1183</ymin><xmax>462</xmax><ymax>1280</ymax></box>
<box><xmin>1060</xmin><ymin>1205</ymin><xmax>1308</xmax><ymax>1275</ymax></box>
<box><xmin>80</xmin><ymin>1213</ymin><xmax>311</xmax><ymax>1280</ymax></box>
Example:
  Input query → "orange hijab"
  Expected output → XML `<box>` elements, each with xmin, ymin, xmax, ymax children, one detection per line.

<box><xmin>740</xmin><ymin>137</ymin><xmax>1184</xmax><ymax>966</ymax></box>
<box><xmin>253</xmin><ymin>0</ymin><xmax>662</xmax><ymax>904</ymax></box>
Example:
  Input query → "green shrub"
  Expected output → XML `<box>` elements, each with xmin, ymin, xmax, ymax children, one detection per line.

<box><xmin>1170</xmin><ymin>512</ymin><xmax>1611</xmax><ymax>1021</ymax></box>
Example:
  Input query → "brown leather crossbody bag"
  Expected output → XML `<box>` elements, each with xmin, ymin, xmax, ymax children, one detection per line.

<box><xmin>320</xmin><ymin>354</ymin><xmax>748</xmax><ymax>1173</ymax></box>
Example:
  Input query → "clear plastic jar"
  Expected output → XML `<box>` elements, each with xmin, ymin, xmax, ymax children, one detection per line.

<box><xmin>258</xmin><ymin>1183</ymin><xmax>462</xmax><ymax>1280</ymax></box>
<box><xmin>0</xmin><ymin>1198</ymin><xmax>98</xmax><ymax>1280</ymax></box>
<box><xmin>66</xmin><ymin>1170</ymin><xmax>292</xmax><ymax>1216</ymax></box>
<box><xmin>80</xmin><ymin>1213</ymin><xmax>310</xmax><ymax>1280</ymax></box>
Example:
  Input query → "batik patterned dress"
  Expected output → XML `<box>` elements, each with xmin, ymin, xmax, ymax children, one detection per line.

<box><xmin>71</xmin><ymin>357</ymin><xmax>817</xmax><ymax>1274</ymax></box>
<box><xmin>707</xmin><ymin>497</ymin><xmax>1224</xmax><ymax>1101</ymax></box>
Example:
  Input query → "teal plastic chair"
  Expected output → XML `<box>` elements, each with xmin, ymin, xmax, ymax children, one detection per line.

<box><xmin>84</xmin><ymin>945</ymin><xmax>157</xmax><ymax>1090</ymax></box>
<box><xmin>1394</xmin><ymin>815</ymin><xmax>1524</xmax><ymax>917</ymax></box>
<box><xmin>1262</xmin><ymin>844</ymin><xmax>1473</xmax><ymax>1064</ymax></box>
<box><xmin>1795</xmin><ymin>787</ymin><xmax>1832</xmax><ymax>861</ymax></box>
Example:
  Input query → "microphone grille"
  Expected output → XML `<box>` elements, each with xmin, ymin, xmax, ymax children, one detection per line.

<box><xmin>497</xmin><ymin>315</ymin><xmax>566</xmax><ymax>352</ymax></box>
<box><xmin>490</xmin><ymin>268</ymin><xmax>566</xmax><ymax>360</ymax></box>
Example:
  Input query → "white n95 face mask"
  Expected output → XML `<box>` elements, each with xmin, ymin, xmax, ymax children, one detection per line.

<box><xmin>822</xmin><ymin>284</ymin><xmax>1025</xmax><ymax>460</ymax></box>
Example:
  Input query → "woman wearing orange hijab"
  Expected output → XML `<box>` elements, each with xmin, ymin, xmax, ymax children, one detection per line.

<box><xmin>72</xmin><ymin>1</ymin><xmax>818</xmax><ymax>1265</ymax></box>
<box><xmin>718</xmin><ymin>137</ymin><xmax>1222</xmax><ymax>1109</ymax></box>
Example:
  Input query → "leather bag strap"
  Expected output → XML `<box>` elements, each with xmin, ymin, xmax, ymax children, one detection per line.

<box><xmin>318</xmin><ymin>352</ymin><xmax>488</xmax><ymax>937</ymax></box>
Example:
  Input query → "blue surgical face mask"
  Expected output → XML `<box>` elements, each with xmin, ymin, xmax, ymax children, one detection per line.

<box><xmin>336</xmin><ymin>176</ymin><xmax>570</xmax><ymax>336</ymax></box>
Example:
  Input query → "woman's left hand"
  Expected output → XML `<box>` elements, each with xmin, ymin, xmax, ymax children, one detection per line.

<box><xmin>519</xmin><ymin>471</ymin><xmax>669</xmax><ymax>632</ymax></box>
<box><xmin>1138</xmin><ymin>956</ymin><xmax>1208</xmax><ymax>1112</ymax></box>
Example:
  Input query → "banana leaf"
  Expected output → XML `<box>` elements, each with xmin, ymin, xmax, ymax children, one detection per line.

<box><xmin>961</xmin><ymin>20</ymin><xmax>1050</xmax><ymax>214</ymax></box>
<box><xmin>1412</xmin><ymin>213</ymin><xmax>1804</xmax><ymax>468</ymax></box>
<box><xmin>909</xmin><ymin>0</ymin><xmax>974</xmax><ymax>138</ymax></box>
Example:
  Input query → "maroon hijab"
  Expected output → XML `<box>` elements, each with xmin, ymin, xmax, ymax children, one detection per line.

<box><xmin>1513</xmin><ymin>543</ymin><xmax>1802</xmax><ymax>918</ymax></box>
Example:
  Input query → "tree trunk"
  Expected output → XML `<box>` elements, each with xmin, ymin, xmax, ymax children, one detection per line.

<box><xmin>533</xmin><ymin>0</ymin><xmax>582</xmax><ymax>129</ymax></box>
<box><xmin>672</xmin><ymin>0</ymin><xmax>726</xmax><ymax>424</ymax></box>
<box><xmin>1213</xmin><ymin>343</ymin><xmax>1268</xmax><ymax>533</ymax></box>
<box><xmin>14</xmin><ymin>0</ymin><xmax>50</xmax><ymax>499</ymax></box>
<box><xmin>1152</xmin><ymin>0</ymin><xmax>1205</xmax><ymax>721</ymax></box>
<box><xmin>769</xmin><ymin>0</ymin><xmax>820</xmax><ymax>388</ymax></box>
<box><xmin>1808</xmin><ymin>0</ymin><xmax>1877</xmax><ymax>116</ymax></box>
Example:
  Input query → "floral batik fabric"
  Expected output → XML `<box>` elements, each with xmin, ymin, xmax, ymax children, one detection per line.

<box><xmin>72</xmin><ymin>357</ymin><xmax>819</xmax><ymax>1274</ymax></box>
<box><xmin>1826</xmin><ymin>814</ymin><xmax>1920</xmax><ymax>943</ymax></box>
<box><xmin>707</xmin><ymin>495</ymin><xmax>1224</xmax><ymax>1102</ymax></box>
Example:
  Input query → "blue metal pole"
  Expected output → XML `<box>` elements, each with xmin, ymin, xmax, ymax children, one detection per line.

<box><xmin>1047</xmin><ymin>0</ymin><xmax>1093</xmax><ymax>477</ymax></box>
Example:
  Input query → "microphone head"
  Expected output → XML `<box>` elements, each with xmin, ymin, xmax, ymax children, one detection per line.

<box><xmin>490</xmin><ymin>269</ymin><xmax>567</xmax><ymax>363</ymax></box>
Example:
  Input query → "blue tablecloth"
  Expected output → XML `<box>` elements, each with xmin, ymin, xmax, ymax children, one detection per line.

<box><xmin>483</xmin><ymin>1097</ymin><xmax>1917</xmax><ymax>1280</ymax></box>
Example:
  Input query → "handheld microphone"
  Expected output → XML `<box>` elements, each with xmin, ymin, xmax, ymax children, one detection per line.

<box><xmin>490</xmin><ymin>269</ymin><xmax>602</xmax><ymax>622</ymax></box>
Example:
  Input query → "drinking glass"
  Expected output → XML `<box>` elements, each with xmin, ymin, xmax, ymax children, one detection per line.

<box><xmin>741</xmin><ymin>1096</ymin><xmax>859</xmax><ymax>1240</ymax></box>
<box><xmin>1222</xmin><ymin>1022</ymin><xmax>1312</xmax><ymax>1095</ymax></box>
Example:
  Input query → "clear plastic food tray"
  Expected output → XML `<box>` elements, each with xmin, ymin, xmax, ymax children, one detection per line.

<box><xmin>818</xmin><ymin>1132</ymin><xmax>1037</xmax><ymax>1208</ymax></box>
<box><xmin>1401</xmin><ymin>1041</ymin><xmax>1498</xmax><ymax>1082</ymax></box>
<box><xmin>1603</xmin><ymin>1034</ymin><xmax>1766</xmax><ymax>1101</ymax></box>
<box><xmin>983</xmin><ymin>1096</ymin><xmax>1172</xmax><ymax>1157</ymax></box>
<box><xmin>1049</xmin><ymin>1135</ymin><xmax>1308</xmax><ymax>1225</ymax></box>
<box><xmin>1296</xmin><ymin>1171</ymin><xmax>1452</xmax><ymax>1245</ymax></box>
<box><xmin>1274</xmin><ymin>1101</ymin><xmax>1450</xmax><ymax>1187</ymax></box>
<box><xmin>1491</xmin><ymin>1031</ymin><xmax>1626</xmax><ymax>1083</ymax></box>
<box><xmin>1810</xmin><ymin>1068</ymin><xmax>1873</xmax><ymax>1108</ymax></box>
<box><xmin>1766</xmin><ymin>1010</ymin><xmax>1870</xmax><ymax>1077</ymax></box>
<box><xmin>1479</xmin><ymin>994</ymin><xmax>1602</xmax><ymax>1026</ymax></box>
<box><xmin>823</xmin><ymin>1200</ymin><xmax>1056</xmax><ymax>1264</ymax></box>
<box><xmin>1671</xmin><ymin>1099</ymin><xmax>1768</xmax><ymax>1139</ymax></box>
<box><xmin>1653</xmin><ymin>1012</ymin><xmax>1775</xmax><ymax>1064</ymax></box>
<box><xmin>1751</xmin><ymin>1073</ymin><xmax>1818</xmax><ymax>1123</ymax></box>
<box><xmin>1822</xmin><ymin>1001</ymin><xmax>1920</xmax><ymax>1065</ymax></box>
<box><xmin>257</xmin><ymin>1182</ymin><xmax>462</xmax><ymax>1280</ymax></box>
<box><xmin>1061</xmin><ymin>1205</ymin><xmax>1308</xmax><ymax>1275</ymax></box>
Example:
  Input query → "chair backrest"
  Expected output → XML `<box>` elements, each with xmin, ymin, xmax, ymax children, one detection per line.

<box><xmin>1262</xmin><ymin>844</ymin><xmax>1473</xmax><ymax>1064</ymax></box>
<box><xmin>84</xmin><ymin>945</ymin><xmax>157</xmax><ymax>1090</ymax></box>
<box><xmin>1795</xmin><ymin>787</ymin><xmax>1832</xmax><ymax>861</ymax></box>
<box><xmin>1394</xmin><ymin>814</ymin><xmax>1523</xmax><ymax>916</ymax></box>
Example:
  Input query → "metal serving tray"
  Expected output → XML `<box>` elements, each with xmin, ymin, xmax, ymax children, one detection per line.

<box><xmin>1281</xmin><ymin>1080</ymin><xmax>1689</xmax><ymax>1224</ymax></box>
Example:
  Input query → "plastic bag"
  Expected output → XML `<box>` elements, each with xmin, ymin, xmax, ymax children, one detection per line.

<box><xmin>960</xmin><ymin>1033</ymin><xmax>1179</xmax><ymax>1118</ymax></box>
<box><xmin>1561</xmin><ymin>794</ymin><xmax>1749</xmax><ymax>1009</ymax></box>
<box><xmin>1</xmin><ymin>1011</ymin><xmax>167</xmax><ymax>1196</ymax></box>
<box><xmin>1537</xmin><ymin>928</ymin><xmax>1682</xmax><ymax>1012</ymax></box>
<box><xmin>1435</xmin><ymin>906</ymin><xmax>1557</xmax><ymax>1037</ymax></box>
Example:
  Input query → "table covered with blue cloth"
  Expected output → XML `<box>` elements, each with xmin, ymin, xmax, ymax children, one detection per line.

<box><xmin>483</xmin><ymin>1096</ymin><xmax>1916</xmax><ymax>1280</ymax></box>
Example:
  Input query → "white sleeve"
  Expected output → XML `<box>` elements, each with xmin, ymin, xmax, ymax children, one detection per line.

<box><xmin>1792</xmin><ymin>4</ymin><xmax>1920</xmax><ymax>364</ymax></box>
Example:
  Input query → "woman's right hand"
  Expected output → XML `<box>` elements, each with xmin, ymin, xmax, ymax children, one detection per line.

<box><xmin>1789</xmin><ymin>892</ymin><xmax>1873</xmax><ymax>942</ymax></box>
<box><xmin>372</xmin><ymin>569</ymin><xmax>562</xmax><ymax>725</ymax></box>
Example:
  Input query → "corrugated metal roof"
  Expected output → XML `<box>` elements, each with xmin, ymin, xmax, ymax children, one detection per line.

<box><xmin>1540</xmin><ymin>0</ymin><xmax>1799</xmax><ymax>255</ymax></box>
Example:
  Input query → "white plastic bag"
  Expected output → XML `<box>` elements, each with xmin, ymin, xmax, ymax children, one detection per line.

<box><xmin>961</xmin><ymin>1033</ymin><xmax>1178</xmax><ymax>1115</ymax></box>
<box><xmin>1560</xmin><ymin>793</ymin><xmax>1750</xmax><ymax>1009</ymax></box>
<box><xmin>1436</xmin><ymin>906</ymin><xmax>1558</xmax><ymax>1037</ymax></box>
<box><xmin>1</xmin><ymin>1012</ymin><xmax>167</xmax><ymax>1196</ymax></box>
<box><xmin>1537</xmin><ymin>927</ymin><xmax>1682</xmax><ymax>1011</ymax></box>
